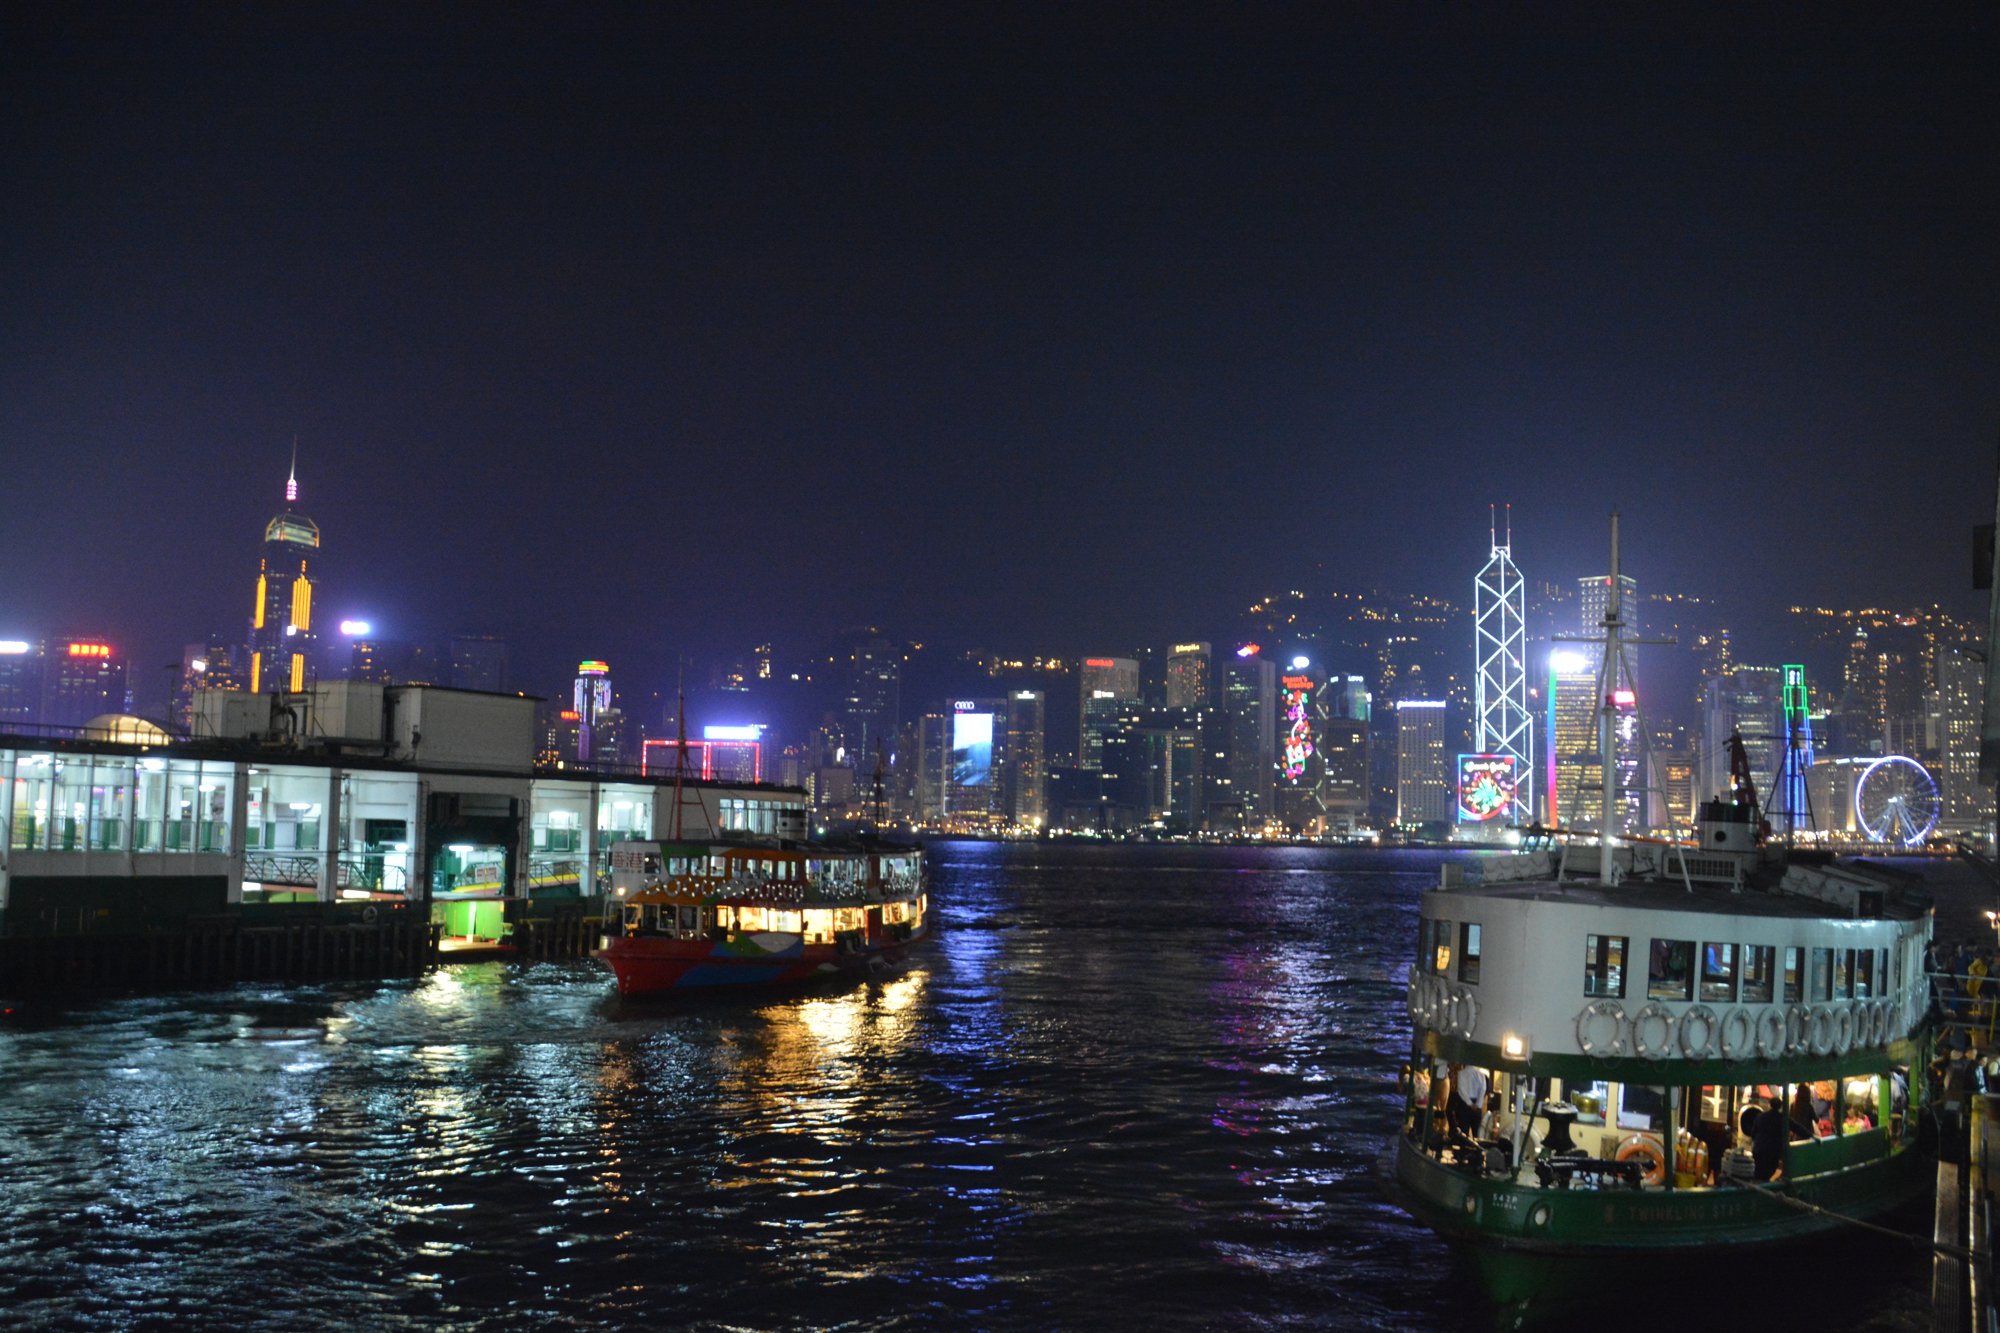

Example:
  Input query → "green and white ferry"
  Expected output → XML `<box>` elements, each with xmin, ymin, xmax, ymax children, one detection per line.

<box><xmin>1383</xmin><ymin>525</ymin><xmax>1934</xmax><ymax>1325</ymax></box>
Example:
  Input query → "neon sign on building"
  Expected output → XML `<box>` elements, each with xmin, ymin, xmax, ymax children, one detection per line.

<box><xmin>1281</xmin><ymin>673</ymin><xmax>1315</xmax><ymax>784</ymax></box>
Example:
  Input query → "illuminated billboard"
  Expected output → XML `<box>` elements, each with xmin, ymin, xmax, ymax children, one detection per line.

<box><xmin>1281</xmin><ymin>673</ymin><xmax>1316</xmax><ymax>784</ymax></box>
<box><xmin>951</xmin><ymin>710</ymin><xmax>994</xmax><ymax>790</ymax></box>
<box><xmin>1457</xmin><ymin>754</ymin><xmax>1518</xmax><ymax>823</ymax></box>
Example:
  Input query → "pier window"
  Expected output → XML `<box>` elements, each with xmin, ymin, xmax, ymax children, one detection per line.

<box><xmin>1647</xmin><ymin>938</ymin><xmax>1694</xmax><ymax>1002</ymax></box>
<box><xmin>1855</xmin><ymin>950</ymin><xmax>1875</xmax><ymax>999</ymax></box>
<box><xmin>1835</xmin><ymin>948</ymin><xmax>1854</xmax><ymax>1000</ymax></box>
<box><xmin>1810</xmin><ymin>947</ymin><xmax>1833</xmax><ymax>1003</ymax></box>
<box><xmin>1457</xmin><ymin>923</ymin><xmax>1481</xmax><ymax>985</ymax></box>
<box><xmin>1584</xmin><ymin>934</ymin><xmax>1627</xmax><ymax>997</ymax></box>
<box><xmin>1742</xmin><ymin>945</ymin><xmax>1776</xmax><ymax>1004</ymax></box>
<box><xmin>1699</xmin><ymin>942</ymin><xmax>1737</xmax><ymax>1003</ymax></box>
<box><xmin>10</xmin><ymin>753</ymin><xmax>54</xmax><ymax>849</ymax></box>
<box><xmin>1784</xmin><ymin>947</ymin><xmax>1804</xmax><ymax>1003</ymax></box>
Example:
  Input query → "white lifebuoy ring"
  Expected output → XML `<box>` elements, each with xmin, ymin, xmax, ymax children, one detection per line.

<box><xmin>1576</xmin><ymin>1000</ymin><xmax>1629</xmax><ymax>1057</ymax></box>
<box><xmin>360</xmin><ymin>904</ymin><xmax>379</xmax><ymax>926</ymax></box>
<box><xmin>1453</xmin><ymin>988</ymin><xmax>1480</xmax><ymax>1039</ymax></box>
<box><xmin>1785</xmin><ymin>1005</ymin><xmax>1813</xmax><ymax>1056</ymax></box>
<box><xmin>1856</xmin><ymin>1000</ymin><xmax>1879</xmax><ymax>1049</ymax></box>
<box><xmin>1832</xmin><ymin>1004</ymin><xmax>1855</xmax><ymax>1056</ymax></box>
<box><xmin>1809</xmin><ymin>1006</ymin><xmax>1835</xmax><ymax>1057</ymax></box>
<box><xmin>1406</xmin><ymin>982</ymin><xmax>1423</xmax><ymax>1022</ymax></box>
<box><xmin>1420</xmin><ymin>976</ymin><xmax>1442</xmax><ymax>1029</ymax></box>
<box><xmin>1632</xmin><ymin>1002</ymin><xmax>1676</xmax><ymax>1059</ymax></box>
<box><xmin>1755</xmin><ymin>1007</ymin><xmax>1785</xmax><ymax>1060</ymax></box>
<box><xmin>1879</xmin><ymin>998</ymin><xmax>1901</xmax><ymax>1046</ymax></box>
<box><xmin>1680</xmin><ymin>1004</ymin><xmax>1719</xmax><ymax>1060</ymax></box>
<box><xmin>1718</xmin><ymin>1007</ymin><xmax>1754</xmax><ymax>1061</ymax></box>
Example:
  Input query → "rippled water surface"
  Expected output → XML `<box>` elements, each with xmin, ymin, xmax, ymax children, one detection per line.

<box><xmin>0</xmin><ymin>843</ymin><xmax>1929</xmax><ymax>1330</ymax></box>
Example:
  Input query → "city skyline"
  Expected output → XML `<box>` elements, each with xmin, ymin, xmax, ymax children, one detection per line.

<box><xmin>2</xmin><ymin>9</ymin><xmax>1996</xmax><ymax>699</ymax></box>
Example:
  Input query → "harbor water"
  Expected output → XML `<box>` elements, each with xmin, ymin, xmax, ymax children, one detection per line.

<box><xmin>0</xmin><ymin>842</ymin><xmax>1930</xmax><ymax>1329</ymax></box>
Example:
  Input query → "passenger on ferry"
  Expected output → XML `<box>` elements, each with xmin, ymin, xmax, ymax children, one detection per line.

<box><xmin>1788</xmin><ymin>1084</ymin><xmax>1817</xmax><ymax>1141</ymax></box>
<box><xmin>1448</xmin><ymin>1063</ymin><xmax>1489</xmax><ymax>1137</ymax></box>
<box><xmin>1748</xmin><ymin>1100</ymin><xmax>1786</xmax><ymax>1182</ymax></box>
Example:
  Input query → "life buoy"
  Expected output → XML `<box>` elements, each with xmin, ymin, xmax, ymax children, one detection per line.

<box><xmin>1809</xmin><ymin>1006</ymin><xmax>1834</xmax><ymax>1057</ymax></box>
<box><xmin>360</xmin><ymin>904</ymin><xmax>379</xmax><ymax>926</ymax></box>
<box><xmin>1854</xmin><ymin>1000</ymin><xmax>1878</xmax><ymax>1049</ymax></box>
<box><xmin>1718</xmin><ymin>1007</ymin><xmax>1754</xmax><ymax>1061</ymax></box>
<box><xmin>1785</xmin><ymin>1005</ymin><xmax>1813</xmax><ymax>1056</ymax></box>
<box><xmin>1632</xmin><ymin>1002</ymin><xmax>1676</xmax><ymax>1059</ymax></box>
<box><xmin>1679</xmin><ymin>1004</ymin><xmax>1719</xmax><ymax>1059</ymax></box>
<box><xmin>1576</xmin><ymin>1000</ymin><xmax>1628</xmax><ymax>1057</ymax></box>
<box><xmin>1406</xmin><ymin>983</ymin><xmax>1422</xmax><ymax>1023</ymax></box>
<box><xmin>1452</xmin><ymin>988</ymin><xmax>1479</xmax><ymax>1039</ymax></box>
<box><xmin>1832</xmin><ymin>1004</ymin><xmax>1854</xmax><ymax>1057</ymax></box>
<box><xmin>1615</xmin><ymin>1133</ymin><xmax>1668</xmax><ymax>1186</ymax></box>
<box><xmin>1879</xmin><ymin>998</ymin><xmax>1901</xmax><ymax>1046</ymax></box>
<box><xmin>1755</xmin><ymin>1007</ymin><xmax>1786</xmax><ymax>1060</ymax></box>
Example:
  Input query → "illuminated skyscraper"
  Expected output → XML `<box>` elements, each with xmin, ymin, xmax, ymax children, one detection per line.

<box><xmin>574</xmin><ymin>660</ymin><xmax>613</xmax><ymax>764</ymax></box>
<box><xmin>42</xmin><ymin>640</ymin><xmax>128</xmax><ymax>727</ymax></box>
<box><xmin>1474</xmin><ymin>511</ymin><xmax>1532</xmax><ymax>825</ymax></box>
<box><xmin>1221</xmin><ymin>649</ymin><xmax>1276</xmax><ymax>830</ymax></box>
<box><xmin>838</xmin><ymin>629</ymin><xmax>902</xmax><ymax>767</ymax></box>
<box><xmin>1008</xmin><ymin>690</ymin><xmax>1047</xmax><ymax>826</ymax></box>
<box><xmin>1699</xmin><ymin>667</ymin><xmax>1782</xmax><ymax>815</ymax></box>
<box><xmin>1547</xmin><ymin>649</ymin><xmax>1602</xmax><ymax>829</ymax></box>
<box><xmin>1078</xmin><ymin>656</ymin><xmax>1140</xmax><ymax>770</ymax></box>
<box><xmin>1395</xmin><ymin>700</ymin><xmax>1452</xmax><ymax>826</ymax></box>
<box><xmin>1939</xmin><ymin>644</ymin><xmax>1994</xmax><ymax>833</ymax></box>
<box><xmin>1165</xmin><ymin>642</ymin><xmax>1212</xmax><ymax>709</ymax></box>
<box><xmin>247</xmin><ymin>454</ymin><xmax>320</xmax><ymax>694</ymax></box>
<box><xmin>0</xmin><ymin>639</ymin><xmax>43</xmax><ymax>723</ymax></box>
<box><xmin>449</xmin><ymin>633</ymin><xmax>510</xmax><ymax>693</ymax></box>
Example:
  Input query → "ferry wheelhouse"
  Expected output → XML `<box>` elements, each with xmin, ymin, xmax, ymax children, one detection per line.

<box><xmin>1383</xmin><ymin>517</ymin><xmax>1934</xmax><ymax>1323</ymax></box>
<box><xmin>595</xmin><ymin>840</ymin><xmax>928</xmax><ymax>995</ymax></box>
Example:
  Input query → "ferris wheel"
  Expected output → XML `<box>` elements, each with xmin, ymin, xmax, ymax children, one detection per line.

<box><xmin>1853</xmin><ymin>755</ymin><xmax>1942</xmax><ymax>847</ymax></box>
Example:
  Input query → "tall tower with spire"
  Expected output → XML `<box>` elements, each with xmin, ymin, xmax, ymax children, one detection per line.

<box><xmin>248</xmin><ymin>448</ymin><xmax>321</xmax><ymax>693</ymax></box>
<box><xmin>1473</xmin><ymin>504</ymin><xmax>1532</xmax><ymax>825</ymax></box>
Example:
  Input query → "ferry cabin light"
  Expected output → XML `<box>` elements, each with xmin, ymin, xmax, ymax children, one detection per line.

<box><xmin>1502</xmin><ymin>1034</ymin><xmax>1528</xmax><ymax>1059</ymax></box>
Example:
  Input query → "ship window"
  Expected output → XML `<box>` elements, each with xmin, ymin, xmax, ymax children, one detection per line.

<box><xmin>1584</xmin><ymin>934</ymin><xmax>1627</xmax><ymax>998</ymax></box>
<box><xmin>1856</xmin><ymin>950</ymin><xmax>1875</xmax><ymax>999</ymax></box>
<box><xmin>1783</xmin><ymin>947</ymin><xmax>1803</xmax><ymax>1003</ymax></box>
<box><xmin>1742</xmin><ymin>945</ymin><xmax>1776</xmax><ymax>1004</ymax></box>
<box><xmin>1458</xmin><ymin>923</ymin><xmax>1481</xmax><ymax>985</ymax></box>
<box><xmin>1430</xmin><ymin>919</ymin><xmax>1453</xmax><ymax>975</ymax></box>
<box><xmin>1836</xmin><ymin>949</ymin><xmax>1855</xmax><ymax>1000</ymax></box>
<box><xmin>1648</xmin><ymin>939</ymin><xmax>1694</xmax><ymax>1002</ymax></box>
<box><xmin>1700</xmin><ymin>942</ymin><xmax>1737</xmax><ymax>1003</ymax></box>
<box><xmin>1810</xmin><ymin>948</ymin><xmax>1833</xmax><ymax>1003</ymax></box>
<box><xmin>678</xmin><ymin>905</ymin><xmax>698</xmax><ymax>934</ymax></box>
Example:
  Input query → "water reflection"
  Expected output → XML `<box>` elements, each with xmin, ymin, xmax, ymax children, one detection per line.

<box><xmin>0</xmin><ymin>844</ymin><xmax>1930</xmax><ymax>1331</ymax></box>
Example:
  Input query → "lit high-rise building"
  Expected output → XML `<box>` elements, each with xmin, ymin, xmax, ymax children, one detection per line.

<box><xmin>1165</xmin><ymin>642</ymin><xmax>1212</xmax><ymax>709</ymax></box>
<box><xmin>1079</xmin><ymin>656</ymin><xmax>1140</xmax><ymax>771</ymax></box>
<box><xmin>1008</xmin><ymin>690</ymin><xmax>1047</xmax><ymax>827</ymax></box>
<box><xmin>1547</xmin><ymin>649</ymin><xmax>1602</xmax><ymax>829</ymax></box>
<box><xmin>1395</xmin><ymin>700</ymin><xmax>1452</xmax><ymax>826</ymax></box>
<box><xmin>248</xmin><ymin>454</ymin><xmax>320</xmax><ymax>695</ymax></box>
<box><xmin>41</xmin><ymin>640</ymin><xmax>128</xmax><ymax>728</ymax></box>
<box><xmin>1221</xmin><ymin>649</ymin><xmax>1276</xmax><ymax>830</ymax></box>
<box><xmin>839</xmin><ymin>629</ymin><xmax>902</xmax><ymax>768</ymax></box>
<box><xmin>0</xmin><ymin>639</ymin><xmax>43</xmax><ymax>724</ymax></box>
<box><xmin>175</xmin><ymin>637</ymin><xmax>248</xmax><ymax>732</ymax></box>
<box><xmin>1474</xmin><ymin>512</ymin><xmax>1533</xmax><ymax>825</ymax></box>
<box><xmin>1698</xmin><ymin>667</ymin><xmax>1783</xmax><ymax>815</ymax></box>
<box><xmin>574</xmin><ymin>660</ymin><xmax>613</xmax><ymax>764</ymax></box>
<box><xmin>1939</xmin><ymin>644</ymin><xmax>1994</xmax><ymax>833</ymax></box>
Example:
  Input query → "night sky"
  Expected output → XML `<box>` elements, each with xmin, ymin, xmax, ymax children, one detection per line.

<box><xmin>3</xmin><ymin>7</ymin><xmax>1996</xmax><ymax>702</ymax></box>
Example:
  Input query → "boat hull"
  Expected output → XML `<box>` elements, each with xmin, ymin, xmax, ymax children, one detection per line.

<box><xmin>596</xmin><ymin>926</ymin><xmax>926</xmax><ymax>996</ymax></box>
<box><xmin>1380</xmin><ymin>1133</ymin><xmax>1930</xmax><ymax>1327</ymax></box>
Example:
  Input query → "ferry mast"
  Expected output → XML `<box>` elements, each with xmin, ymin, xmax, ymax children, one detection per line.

<box><xmin>1473</xmin><ymin>504</ymin><xmax>1533</xmax><ymax>826</ymax></box>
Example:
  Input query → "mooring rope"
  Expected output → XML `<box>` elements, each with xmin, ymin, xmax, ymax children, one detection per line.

<box><xmin>1739</xmin><ymin>1177</ymin><xmax>1975</xmax><ymax>1263</ymax></box>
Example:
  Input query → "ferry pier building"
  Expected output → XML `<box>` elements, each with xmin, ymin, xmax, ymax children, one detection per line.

<box><xmin>0</xmin><ymin>681</ymin><xmax>807</xmax><ymax>989</ymax></box>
